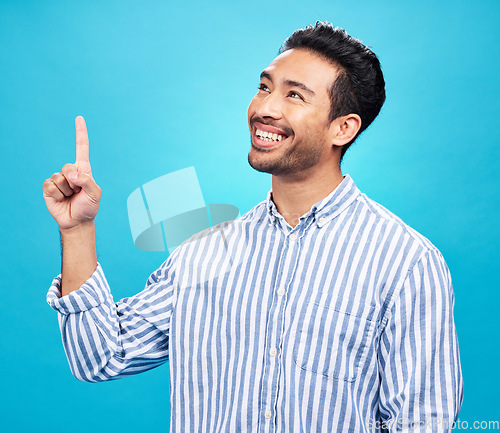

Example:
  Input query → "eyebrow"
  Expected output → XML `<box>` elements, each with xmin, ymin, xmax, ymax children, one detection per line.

<box><xmin>260</xmin><ymin>71</ymin><xmax>316</xmax><ymax>96</ymax></box>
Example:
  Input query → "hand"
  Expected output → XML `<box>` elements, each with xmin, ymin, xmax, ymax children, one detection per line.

<box><xmin>43</xmin><ymin>116</ymin><xmax>101</xmax><ymax>231</ymax></box>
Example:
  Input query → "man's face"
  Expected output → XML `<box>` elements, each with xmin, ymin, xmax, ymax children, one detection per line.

<box><xmin>247</xmin><ymin>48</ymin><xmax>339</xmax><ymax>176</ymax></box>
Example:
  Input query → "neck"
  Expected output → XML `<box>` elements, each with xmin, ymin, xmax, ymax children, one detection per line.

<box><xmin>271</xmin><ymin>164</ymin><xmax>344</xmax><ymax>227</ymax></box>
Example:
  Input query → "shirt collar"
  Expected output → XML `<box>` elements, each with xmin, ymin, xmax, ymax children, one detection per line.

<box><xmin>265</xmin><ymin>174</ymin><xmax>360</xmax><ymax>227</ymax></box>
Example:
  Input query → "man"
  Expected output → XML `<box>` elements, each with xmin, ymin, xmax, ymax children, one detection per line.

<box><xmin>44</xmin><ymin>22</ymin><xmax>463</xmax><ymax>432</ymax></box>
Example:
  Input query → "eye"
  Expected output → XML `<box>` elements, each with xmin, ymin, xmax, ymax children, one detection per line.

<box><xmin>258</xmin><ymin>83</ymin><xmax>270</xmax><ymax>92</ymax></box>
<box><xmin>288</xmin><ymin>91</ymin><xmax>304</xmax><ymax>101</ymax></box>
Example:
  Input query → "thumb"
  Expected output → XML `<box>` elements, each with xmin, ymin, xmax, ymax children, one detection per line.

<box><xmin>67</xmin><ymin>172</ymin><xmax>101</xmax><ymax>198</ymax></box>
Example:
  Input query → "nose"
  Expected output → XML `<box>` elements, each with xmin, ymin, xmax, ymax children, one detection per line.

<box><xmin>255</xmin><ymin>92</ymin><xmax>283</xmax><ymax>120</ymax></box>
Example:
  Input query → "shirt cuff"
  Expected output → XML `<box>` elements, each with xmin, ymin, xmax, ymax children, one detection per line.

<box><xmin>46</xmin><ymin>263</ymin><xmax>112</xmax><ymax>315</ymax></box>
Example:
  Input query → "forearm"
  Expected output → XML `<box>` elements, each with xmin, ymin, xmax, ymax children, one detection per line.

<box><xmin>46</xmin><ymin>260</ymin><xmax>174</xmax><ymax>382</ymax></box>
<box><xmin>60</xmin><ymin>220</ymin><xmax>97</xmax><ymax>297</ymax></box>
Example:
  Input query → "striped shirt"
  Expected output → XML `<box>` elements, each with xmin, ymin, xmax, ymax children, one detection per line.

<box><xmin>47</xmin><ymin>174</ymin><xmax>463</xmax><ymax>432</ymax></box>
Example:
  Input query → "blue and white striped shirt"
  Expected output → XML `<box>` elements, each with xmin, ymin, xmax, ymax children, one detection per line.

<box><xmin>47</xmin><ymin>174</ymin><xmax>463</xmax><ymax>432</ymax></box>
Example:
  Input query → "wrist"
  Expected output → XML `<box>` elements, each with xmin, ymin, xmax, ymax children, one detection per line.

<box><xmin>60</xmin><ymin>220</ymin><xmax>95</xmax><ymax>239</ymax></box>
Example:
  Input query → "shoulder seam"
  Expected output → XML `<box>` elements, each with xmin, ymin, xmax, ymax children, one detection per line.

<box><xmin>356</xmin><ymin>193</ymin><xmax>435</xmax><ymax>251</ymax></box>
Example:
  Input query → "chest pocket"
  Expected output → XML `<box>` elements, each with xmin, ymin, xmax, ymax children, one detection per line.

<box><xmin>292</xmin><ymin>300</ymin><xmax>376</xmax><ymax>382</ymax></box>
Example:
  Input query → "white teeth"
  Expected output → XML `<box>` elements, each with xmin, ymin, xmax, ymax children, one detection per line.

<box><xmin>256</xmin><ymin>128</ymin><xmax>285</xmax><ymax>143</ymax></box>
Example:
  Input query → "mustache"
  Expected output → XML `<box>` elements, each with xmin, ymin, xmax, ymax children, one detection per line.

<box><xmin>250</xmin><ymin>116</ymin><xmax>294</xmax><ymax>137</ymax></box>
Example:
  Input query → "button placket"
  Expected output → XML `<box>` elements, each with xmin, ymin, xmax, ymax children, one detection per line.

<box><xmin>259</xmin><ymin>227</ymin><xmax>302</xmax><ymax>432</ymax></box>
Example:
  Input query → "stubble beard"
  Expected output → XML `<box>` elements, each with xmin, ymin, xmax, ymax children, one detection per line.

<box><xmin>248</xmin><ymin>135</ymin><xmax>325</xmax><ymax>176</ymax></box>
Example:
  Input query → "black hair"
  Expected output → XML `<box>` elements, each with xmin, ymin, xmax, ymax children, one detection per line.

<box><xmin>280</xmin><ymin>21</ymin><xmax>386</xmax><ymax>160</ymax></box>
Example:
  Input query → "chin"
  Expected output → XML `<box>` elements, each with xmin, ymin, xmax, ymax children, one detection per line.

<box><xmin>248</xmin><ymin>152</ymin><xmax>275</xmax><ymax>174</ymax></box>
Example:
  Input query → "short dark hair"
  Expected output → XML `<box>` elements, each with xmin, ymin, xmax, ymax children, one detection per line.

<box><xmin>280</xmin><ymin>22</ymin><xmax>386</xmax><ymax>160</ymax></box>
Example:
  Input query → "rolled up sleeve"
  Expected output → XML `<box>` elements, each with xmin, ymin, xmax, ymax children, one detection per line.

<box><xmin>47</xmin><ymin>263</ymin><xmax>112</xmax><ymax>314</ymax></box>
<box><xmin>46</xmin><ymin>254</ymin><xmax>178</xmax><ymax>383</ymax></box>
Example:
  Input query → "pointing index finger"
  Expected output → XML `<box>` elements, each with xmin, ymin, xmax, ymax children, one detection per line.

<box><xmin>75</xmin><ymin>115</ymin><xmax>89</xmax><ymax>163</ymax></box>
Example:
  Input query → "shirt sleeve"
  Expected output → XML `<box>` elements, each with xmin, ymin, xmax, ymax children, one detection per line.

<box><xmin>46</xmin><ymin>253</ymin><xmax>178</xmax><ymax>383</ymax></box>
<box><xmin>377</xmin><ymin>248</ymin><xmax>463</xmax><ymax>432</ymax></box>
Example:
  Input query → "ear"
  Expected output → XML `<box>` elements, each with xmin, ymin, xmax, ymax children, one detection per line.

<box><xmin>328</xmin><ymin>114</ymin><xmax>362</xmax><ymax>147</ymax></box>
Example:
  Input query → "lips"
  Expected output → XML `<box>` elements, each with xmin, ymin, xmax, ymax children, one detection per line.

<box><xmin>255</xmin><ymin>128</ymin><xmax>286</xmax><ymax>142</ymax></box>
<box><xmin>254</xmin><ymin>121</ymin><xmax>288</xmax><ymax>135</ymax></box>
<box><xmin>251</xmin><ymin>121</ymin><xmax>291</xmax><ymax>148</ymax></box>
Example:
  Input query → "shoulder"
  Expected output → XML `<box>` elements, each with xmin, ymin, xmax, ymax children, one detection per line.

<box><xmin>170</xmin><ymin>199</ymin><xmax>268</xmax><ymax>259</ymax></box>
<box><xmin>351</xmin><ymin>191</ymin><xmax>453</xmax><ymax>326</ymax></box>
<box><xmin>351</xmin><ymin>190</ymin><xmax>451</xmax><ymax>297</ymax></box>
<box><xmin>354</xmin><ymin>191</ymin><xmax>439</xmax><ymax>253</ymax></box>
<box><xmin>238</xmin><ymin>199</ymin><xmax>269</xmax><ymax>224</ymax></box>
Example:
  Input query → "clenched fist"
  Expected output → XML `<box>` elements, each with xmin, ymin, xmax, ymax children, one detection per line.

<box><xmin>43</xmin><ymin>116</ymin><xmax>101</xmax><ymax>231</ymax></box>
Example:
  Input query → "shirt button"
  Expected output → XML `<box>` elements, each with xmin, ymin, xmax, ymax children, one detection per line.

<box><xmin>270</xmin><ymin>348</ymin><xmax>278</xmax><ymax>356</ymax></box>
<box><xmin>289</xmin><ymin>233</ymin><xmax>297</xmax><ymax>241</ymax></box>
<box><xmin>277</xmin><ymin>288</ymin><xmax>285</xmax><ymax>296</ymax></box>
<box><xmin>318</xmin><ymin>216</ymin><xmax>326</xmax><ymax>224</ymax></box>
<box><xmin>265</xmin><ymin>410</ymin><xmax>272</xmax><ymax>419</ymax></box>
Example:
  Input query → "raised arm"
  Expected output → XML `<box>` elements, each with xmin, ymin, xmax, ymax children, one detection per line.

<box><xmin>44</xmin><ymin>117</ymin><xmax>177</xmax><ymax>382</ymax></box>
<box><xmin>42</xmin><ymin>116</ymin><xmax>101</xmax><ymax>296</ymax></box>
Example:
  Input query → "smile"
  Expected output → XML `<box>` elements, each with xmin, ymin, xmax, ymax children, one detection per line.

<box><xmin>255</xmin><ymin>128</ymin><xmax>285</xmax><ymax>142</ymax></box>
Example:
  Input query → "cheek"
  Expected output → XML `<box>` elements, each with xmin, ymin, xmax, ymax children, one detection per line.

<box><xmin>292</xmin><ymin>112</ymin><xmax>329</xmax><ymax>142</ymax></box>
<box><xmin>287</xmin><ymin>112</ymin><xmax>311</xmax><ymax>136</ymax></box>
<box><xmin>304</xmin><ymin>109</ymin><xmax>330</xmax><ymax>132</ymax></box>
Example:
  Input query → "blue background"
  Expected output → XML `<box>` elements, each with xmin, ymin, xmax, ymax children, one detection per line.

<box><xmin>1</xmin><ymin>0</ymin><xmax>499</xmax><ymax>430</ymax></box>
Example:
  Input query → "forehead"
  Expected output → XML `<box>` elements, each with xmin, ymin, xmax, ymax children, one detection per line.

<box><xmin>263</xmin><ymin>48</ymin><xmax>339</xmax><ymax>93</ymax></box>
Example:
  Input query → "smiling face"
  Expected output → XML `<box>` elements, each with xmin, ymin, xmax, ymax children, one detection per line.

<box><xmin>247</xmin><ymin>48</ymin><xmax>341</xmax><ymax>177</ymax></box>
